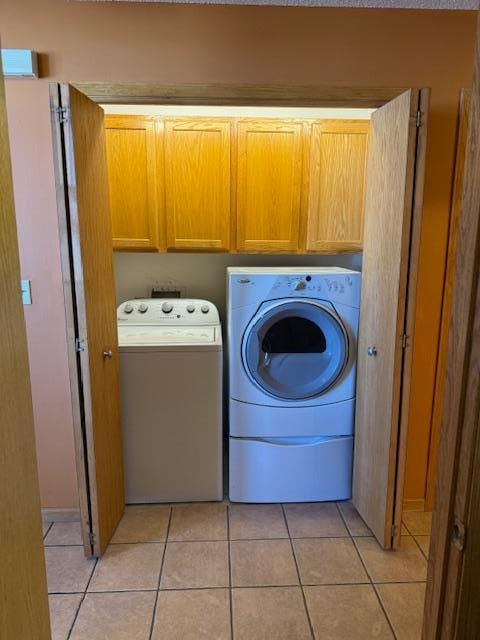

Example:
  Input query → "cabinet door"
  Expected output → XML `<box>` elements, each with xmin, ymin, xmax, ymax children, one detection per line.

<box><xmin>306</xmin><ymin>120</ymin><xmax>369</xmax><ymax>252</ymax></box>
<box><xmin>236</xmin><ymin>120</ymin><xmax>304</xmax><ymax>253</ymax></box>
<box><xmin>162</xmin><ymin>119</ymin><xmax>231</xmax><ymax>251</ymax></box>
<box><xmin>104</xmin><ymin>116</ymin><xmax>158</xmax><ymax>250</ymax></box>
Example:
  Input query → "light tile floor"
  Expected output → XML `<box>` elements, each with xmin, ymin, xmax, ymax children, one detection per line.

<box><xmin>44</xmin><ymin>503</ymin><xmax>431</xmax><ymax>640</ymax></box>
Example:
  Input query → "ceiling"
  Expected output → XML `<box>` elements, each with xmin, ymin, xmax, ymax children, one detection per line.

<box><xmin>78</xmin><ymin>0</ymin><xmax>478</xmax><ymax>7</ymax></box>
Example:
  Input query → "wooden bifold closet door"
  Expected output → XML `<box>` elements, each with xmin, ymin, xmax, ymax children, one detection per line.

<box><xmin>51</xmin><ymin>84</ymin><xmax>124</xmax><ymax>556</ymax></box>
<box><xmin>353</xmin><ymin>89</ymin><xmax>428</xmax><ymax>549</ymax></box>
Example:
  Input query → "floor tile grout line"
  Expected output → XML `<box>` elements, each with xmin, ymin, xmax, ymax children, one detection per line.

<box><xmin>372</xmin><ymin>583</ymin><xmax>404</xmax><ymax>640</ymax></box>
<box><xmin>148</xmin><ymin>506</ymin><xmax>173</xmax><ymax>640</ymax></box>
<box><xmin>66</xmin><ymin>556</ymin><xmax>98</xmax><ymax>640</ymax></box>
<box><xmin>226</xmin><ymin>505</ymin><xmax>235</xmax><ymax>640</ymax></box>
<box><xmin>47</xmin><ymin>579</ymin><xmax>428</xmax><ymax>598</ymax></box>
<box><xmin>107</xmin><ymin>534</ymin><xmax>358</xmax><ymax>545</ymax></box>
<box><xmin>349</xmin><ymin>534</ymin><xmax>398</xmax><ymax>640</ymax></box>
<box><xmin>411</xmin><ymin>533</ymin><xmax>430</xmax><ymax>561</ymax></box>
<box><xmin>334</xmin><ymin>502</ymin><xmax>354</xmax><ymax>540</ymax></box>
<box><xmin>44</xmin><ymin>543</ymin><xmax>84</xmax><ymax>548</ymax></box>
<box><xmin>337</xmin><ymin>504</ymin><xmax>398</xmax><ymax>640</ymax></box>
<box><xmin>281</xmin><ymin>504</ymin><xmax>315</xmax><ymax>640</ymax></box>
<box><xmin>402</xmin><ymin>519</ymin><xmax>413</xmax><ymax>536</ymax></box>
<box><xmin>42</xmin><ymin>522</ymin><xmax>54</xmax><ymax>540</ymax></box>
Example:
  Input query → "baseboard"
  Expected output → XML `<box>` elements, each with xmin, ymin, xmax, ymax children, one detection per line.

<box><xmin>403</xmin><ymin>498</ymin><xmax>426</xmax><ymax>512</ymax></box>
<box><xmin>42</xmin><ymin>508</ymin><xmax>80</xmax><ymax>523</ymax></box>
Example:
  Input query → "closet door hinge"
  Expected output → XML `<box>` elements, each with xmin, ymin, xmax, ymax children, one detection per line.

<box><xmin>55</xmin><ymin>106</ymin><xmax>70</xmax><ymax>124</ymax></box>
<box><xmin>391</xmin><ymin>524</ymin><xmax>399</xmax><ymax>539</ymax></box>
<box><xmin>88</xmin><ymin>531</ymin><xmax>96</xmax><ymax>546</ymax></box>
<box><xmin>401</xmin><ymin>333</ymin><xmax>408</xmax><ymax>349</ymax></box>
<box><xmin>416</xmin><ymin>110</ymin><xmax>422</xmax><ymax>128</ymax></box>
<box><xmin>75</xmin><ymin>337</ymin><xmax>86</xmax><ymax>353</ymax></box>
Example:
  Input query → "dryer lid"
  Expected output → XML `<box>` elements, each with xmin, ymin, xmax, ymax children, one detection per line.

<box><xmin>242</xmin><ymin>299</ymin><xmax>348</xmax><ymax>401</ymax></box>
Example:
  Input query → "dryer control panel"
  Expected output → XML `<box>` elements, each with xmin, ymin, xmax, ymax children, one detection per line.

<box><xmin>117</xmin><ymin>298</ymin><xmax>220</xmax><ymax>325</ymax></box>
<box><xmin>228</xmin><ymin>268</ymin><xmax>361</xmax><ymax>310</ymax></box>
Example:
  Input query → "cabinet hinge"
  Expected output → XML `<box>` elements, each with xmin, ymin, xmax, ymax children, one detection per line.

<box><xmin>88</xmin><ymin>531</ymin><xmax>96</xmax><ymax>546</ymax></box>
<box><xmin>75</xmin><ymin>337</ymin><xmax>85</xmax><ymax>353</ymax></box>
<box><xmin>452</xmin><ymin>515</ymin><xmax>467</xmax><ymax>552</ymax></box>
<box><xmin>416</xmin><ymin>110</ymin><xmax>422</xmax><ymax>128</ymax></box>
<box><xmin>401</xmin><ymin>333</ymin><xmax>408</xmax><ymax>349</ymax></box>
<box><xmin>55</xmin><ymin>106</ymin><xmax>70</xmax><ymax>124</ymax></box>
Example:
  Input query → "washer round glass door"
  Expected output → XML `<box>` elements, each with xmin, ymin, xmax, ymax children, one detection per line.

<box><xmin>242</xmin><ymin>300</ymin><xmax>348</xmax><ymax>400</ymax></box>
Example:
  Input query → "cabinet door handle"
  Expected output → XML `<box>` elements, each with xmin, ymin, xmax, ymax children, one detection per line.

<box><xmin>103</xmin><ymin>350</ymin><xmax>113</xmax><ymax>360</ymax></box>
<box><xmin>367</xmin><ymin>346</ymin><xmax>378</xmax><ymax>357</ymax></box>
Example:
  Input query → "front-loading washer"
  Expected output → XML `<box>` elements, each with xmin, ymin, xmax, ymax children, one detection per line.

<box><xmin>227</xmin><ymin>267</ymin><xmax>361</xmax><ymax>503</ymax></box>
<box><xmin>118</xmin><ymin>298</ymin><xmax>223</xmax><ymax>503</ymax></box>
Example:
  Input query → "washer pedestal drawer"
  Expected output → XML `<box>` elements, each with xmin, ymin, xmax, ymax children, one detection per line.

<box><xmin>229</xmin><ymin>435</ymin><xmax>353</xmax><ymax>503</ymax></box>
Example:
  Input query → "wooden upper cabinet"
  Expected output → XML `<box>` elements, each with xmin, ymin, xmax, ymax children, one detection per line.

<box><xmin>161</xmin><ymin>119</ymin><xmax>232</xmax><ymax>251</ymax></box>
<box><xmin>236</xmin><ymin>120</ymin><xmax>304</xmax><ymax>253</ymax></box>
<box><xmin>104</xmin><ymin>115</ymin><xmax>370</xmax><ymax>254</ymax></box>
<box><xmin>305</xmin><ymin>120</ymin><xmax>369</xmax><ymax>252</ymax></box>
<box><xmin>104</xmin><ymin>116</ymin><xmax>158</xmax><ymax>250</ymax></box>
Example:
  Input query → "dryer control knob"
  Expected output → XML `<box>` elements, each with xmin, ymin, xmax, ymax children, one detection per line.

<box><xmin>186</xmin><ymin>304</ymin><xmax>196</xmax><ymax>313</ymax></box>
<box><xmin>294</xmin><ymin>280</ymin><xmax>306</xmax><ymax>291</ymax></box>
<box><xmin>124</xmin><ymin>303</ymin><xmax>134</xmax><ymax>314</ymax></box>
<box><xmin>201</xmin><ymin>305</ymin><xmax>210</xmax><ymax>314</ymax></box>
<box><xmin>162</xmin><ymin>302</ymin><xmax>173</xmax><ymax>314</ymax></box>
<box><xmin>138</xmin><ymin>303</ymin><xmax>148</xmax><ymax>313</ymax></box>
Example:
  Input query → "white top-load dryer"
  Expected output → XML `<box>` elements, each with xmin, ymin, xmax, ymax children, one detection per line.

<box><xmin>228</xmin><ymin>267</ymin><xmax>361</xmax><ymax>503</ymax></box>
<box><xmin>118</xmin><ymin>298</ymin><xmax>223</xmax><ymax>503</ymax></box>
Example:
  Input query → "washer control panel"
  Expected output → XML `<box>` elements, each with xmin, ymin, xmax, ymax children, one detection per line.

<box><xmin>117</xmin><ymin>299</ymin><xmax>220</xmax><ymax>325</ymax></box>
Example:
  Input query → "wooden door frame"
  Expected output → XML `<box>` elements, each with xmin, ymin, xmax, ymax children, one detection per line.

<box><xmin>424</xmin><ymin>89</ymin><xmax>470</xmax><ymax>512</ymax></box>
<box><xmin>58</xmin><ymin>82</ymin><xmax>429</xmax><ymax>545</ymax></box>
<box><xmin>73</xmin><ymin>83</ymin><xmax>410</xmax><ymax>108</ymax></box>
<box><xmin>1</xmin><ymin>56</ymin><xmax>51</xmax><ymax>639</ymax></box>
<box><xmin>423</xmin><ymin>13</ymin><xmax>480</xmax><ymax>639</ymax></box>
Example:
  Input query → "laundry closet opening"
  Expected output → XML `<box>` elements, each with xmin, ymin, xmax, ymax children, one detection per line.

<box><xmin>50</xmin><ymin>84</ymin><xmax>430</xmax><ymax>562</ymax></box>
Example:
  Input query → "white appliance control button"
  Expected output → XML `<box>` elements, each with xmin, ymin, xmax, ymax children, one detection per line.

<box><xmin>294</xmin><ymin>280</ymin><xmax>306</xmax><ymax>291</ymax></box>
<box><xmin>201</xmin><ymin>305</ymin><xmax>210</xmax><ymax>314</ymax></box>
<box><xmin>124</xmin><ymin>303</ymin><xmax>134</xmax><ymax>314</ymax></box>
<box><xmin>162</xmin><ymin>302</ymin><xmax>173</xmax><ymax>314</ymax></box>
<box><xmin>138</xmin><ymin>303</ymin><xmax>148</xmax><ymax>313</ymax></box>
<box><xmin>186</xmin><ymin>304</ymin><xmax>196</xmax><ymax>313</ymax></box>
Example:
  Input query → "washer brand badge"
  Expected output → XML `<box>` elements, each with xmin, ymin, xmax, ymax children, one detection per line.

<box><xmin>238</xmin><ymin>278</ymin><xmax>251</xmax><ymax>284</ymax></box>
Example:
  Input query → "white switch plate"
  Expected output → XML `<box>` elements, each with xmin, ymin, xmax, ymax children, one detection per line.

<box><xmin>21</xmin><ymin>279</ymin><xmax>32</xmax><ymax>305</ymax></box>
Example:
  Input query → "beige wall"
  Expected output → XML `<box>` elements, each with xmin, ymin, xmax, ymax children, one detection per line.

<box><xmin>114</xmin><ymin>253</ymin><xmax>362</xmax><ymax>318</ymax></box>
<box><xmin>4</xmin><ymin>82</ymin><xmax>78</xmax><ymax>508</ymax></box>
<box><xmin>0</xmin><ymin>0</ymin><xmax>476</xmax><ymax>506</ymax></box>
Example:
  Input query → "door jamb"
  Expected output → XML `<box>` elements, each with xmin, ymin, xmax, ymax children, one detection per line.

<box><xmin>423</xmin><ymin>14</ymin><xmax>480</xmax><ymax>638</ymax></box>
<box><xmin>391</xmin><ymin>88</ymin><xmax>430</xmax><ymax>547</ymax></box>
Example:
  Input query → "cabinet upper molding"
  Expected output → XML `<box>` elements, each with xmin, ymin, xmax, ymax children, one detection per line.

<box><xmin>74</xmin><ymin>0</ymin><xmax>478</xmax><ymax>9</ymax></box>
